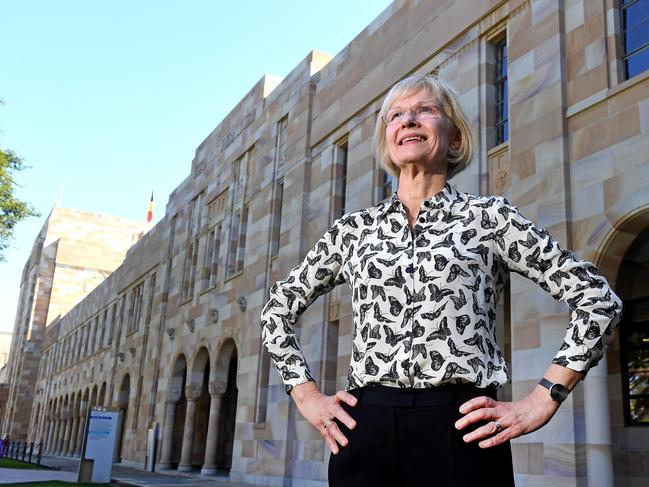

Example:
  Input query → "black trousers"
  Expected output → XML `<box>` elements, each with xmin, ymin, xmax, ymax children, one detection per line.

<box><xmin>328</xmin><ymin>383</ymin><xmax>515</xmax><ymax>486</ymax></box>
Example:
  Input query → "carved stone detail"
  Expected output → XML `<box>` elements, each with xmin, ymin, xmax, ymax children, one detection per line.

<box><xmin>209</xmin><ymin>308</ymin><xmax>219</xmax><ymax>324</ymax></box>
<box><xmin>166</xmin><ymin>328</ymin><xmax>175</xmax><ymax>340</ymax></box>
<box><xmin>185</xmin><ymin>319</ymin><xmax>195</xmax><ymax>333</ymax></box>
<box><xmin>208</xmin><ymin>379</ymin><xmax>227</xmax><ymax>396</ymax></box>
<box><xmin>185</xmin><ymin>384</ymin><xmax>203</xmax><ymax>400</ymax></box>
<box><xmin>237</xmin><ymin>296</ymin><xmax>246</xmax><ymax>312</ymax></box>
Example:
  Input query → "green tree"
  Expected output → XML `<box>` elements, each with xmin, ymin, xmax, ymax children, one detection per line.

<box><xmin>1</xmin><ymin>102</ymin><xmax>39</xmax><ymax>260</ymax></box>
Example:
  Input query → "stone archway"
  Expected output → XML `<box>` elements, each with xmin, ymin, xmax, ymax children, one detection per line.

<box><xmin>216</xmin><ymin>347</ymin><xmax>238</xmax><ymax>472</ymax></box>
<box><xmin>57</xmin><ymin>395</ymin><xmax>70</xmax><ymax>455</ymax></box>
<box><xmin>599</xmin><ymin>216</ymin><xmax>649</xmax><ymax>485</ymax></box>
<box><xmin>586</xmin><ymin>205</ymin><xmax>649</xmax><ymax>486</ymax></box>
<box><xmin>114</xmin><ymin>374</ymin><xmax>130</xmax><ymax>462</ymax></box>
<box><xmin>158</xmin><ymin>354</ymin><xmax>187</xmax><ymax>470</ymax></box>
<box><xmin>178</xmin><ymin>347</ymin><xmax>211</xmax><ymax>472</ymax></box>
<box><xmin>200</xmin><ymin>338</ymin><xmax>238</xmax><ymax>475</ymax></box>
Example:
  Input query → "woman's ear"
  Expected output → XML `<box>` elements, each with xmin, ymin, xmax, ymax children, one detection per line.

<box><xmin>449</xmin><ymin>125</ymin><xmax>462</xmax><ymax>152</ymax></box>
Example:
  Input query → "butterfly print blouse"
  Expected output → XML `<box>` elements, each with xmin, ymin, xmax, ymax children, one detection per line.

<box><xmin>260</xmin><ymin>182</ymin><xmax>624</xmax><ymax>395</ymax></box>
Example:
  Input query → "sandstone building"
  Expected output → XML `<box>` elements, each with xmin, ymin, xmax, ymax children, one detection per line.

<box><xmin>4</xmin><ymin>1</ymin><xmax>649</xmax><ymax>485</ymax></box>
<box><xmin>0</xmin><ymin>207</ymin><xmax>149</xmax><ymax>441</ymax></box>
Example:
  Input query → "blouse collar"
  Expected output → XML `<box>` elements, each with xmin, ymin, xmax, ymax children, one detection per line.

<box><xmin>377</xmin><ymin>182</ymin><xmax>461</xmax><ymax>220</ymax></box>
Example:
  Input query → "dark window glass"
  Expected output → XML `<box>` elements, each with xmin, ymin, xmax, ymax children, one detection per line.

<box><xmin>494</xmin><ymin>38</ymin><xmax>508</xmax><ymax>145</ymax></box>
<box><xmin>622</xmin><ymin>0</ymin><xmax>649</xmax><ymax>79</ymax></box>
<box><xmin>621</xmin><ymin>297</ymin><xmax>649</xmax><ymax>425</ymax></box>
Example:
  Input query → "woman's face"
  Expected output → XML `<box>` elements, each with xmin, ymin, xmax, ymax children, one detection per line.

<box><xmin>385</xmin><ymin>89</ymin><xmax>457</xmax><ymax>173</ymax></box>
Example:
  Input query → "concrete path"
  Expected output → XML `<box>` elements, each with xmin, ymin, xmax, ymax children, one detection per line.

<box><xmin>0</xmin><ymin>466</ymin><xmax>78</xmax><ymax>484</ymax></box>
<box><xmin>5</xmin><ymin>454</ymin><xmax>260</xmax><ymax>486</ymax></box>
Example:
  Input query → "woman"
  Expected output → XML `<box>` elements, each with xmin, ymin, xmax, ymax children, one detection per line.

<box><xmin>260</xmin><ymin>73</ymin><xmax>623</xmax><ymax>486</ymax></box>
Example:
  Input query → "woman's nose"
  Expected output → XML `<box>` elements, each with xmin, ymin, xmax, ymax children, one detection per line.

<box><xmin>401</xmin><ymin>111</ymin><xmax>419</xmax><ymax>126</ymax></box>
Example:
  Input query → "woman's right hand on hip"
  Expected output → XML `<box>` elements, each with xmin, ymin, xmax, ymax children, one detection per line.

<box><xmin>291</xmin><ymin>381</ymin><xmax>358</xmax><ymax>454</ymax></box>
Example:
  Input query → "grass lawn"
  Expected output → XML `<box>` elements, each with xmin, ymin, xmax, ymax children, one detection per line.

<box><xmin>0</xmin><ymin>457</ymin><xmax>47</xmax><ymax>469</ymax></box>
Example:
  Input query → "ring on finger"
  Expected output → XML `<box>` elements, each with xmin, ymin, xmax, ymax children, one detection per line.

<box><xmin>493</xmin><ymin>420</ymin><xmax>503</xmax><ymax>433</ymax></box>
<box><xmin>323</xmin><ymin>418</ymin><xmax>334</xmax><ymax>429</ymax></box>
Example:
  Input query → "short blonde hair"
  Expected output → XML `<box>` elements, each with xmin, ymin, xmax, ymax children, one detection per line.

<box><xmin>372</xmin><ymin>73</ymin><xmax>474</xmax><ymax>179</ymax></box>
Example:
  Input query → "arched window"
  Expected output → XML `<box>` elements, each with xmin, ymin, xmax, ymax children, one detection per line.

<box><xmin>618</xmin><ymin>225</ymin><xmax>649</xmax><ymax>425</ymax></box>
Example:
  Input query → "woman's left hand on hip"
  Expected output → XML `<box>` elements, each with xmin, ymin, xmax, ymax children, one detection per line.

<box><xmin>454</xmin><ymin>386</ymin><xmax>560</xmax><ymax>448</ymax></box>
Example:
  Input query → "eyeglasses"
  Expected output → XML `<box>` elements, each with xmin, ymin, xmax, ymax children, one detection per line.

<box><xmin>381</xmin><ymin>104</ymin><xmax>444</xmax><ymax>126</ymax></box>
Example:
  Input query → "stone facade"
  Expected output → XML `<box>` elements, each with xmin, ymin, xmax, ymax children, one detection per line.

<box><xmin>6</xmin><ymin>1</ymin><xmax>649</xmax><ymax>485</ymax></box>
<box><xmin>0</xmin><ymin>207</ymin><xmax>149</xmax><ymax>442</ymax></box>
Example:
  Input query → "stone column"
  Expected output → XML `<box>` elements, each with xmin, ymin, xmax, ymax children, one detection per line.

<box><xmin>178</xmin><ymin>384</ymin><xmax>202</xmax><ymax>472</ymax></box>
<box><xmin>585</xmin><ymin>355</ymin><xmax>614</xmax><ymax>487</ymax></box>
<box><xmin>46</xmin><ymin>414</ymin><xmax>56</xmax><ymax>453</ymax></box>
<box><xmin>75</xmin><ymin>401</ymin><xmax>88</xmax><ymax>456</ymax></box>
<box><xmin>158</xmin><ymin>399</ymin><xmax>178</xmax><ymax>470</ymax></box>
<box><xmin>61</xmin><ymin>410</ymin><xmax>72</xmax><ymax>456</ymax></box>
<box><xmin>49</xmin><ymin>412</ymin><xmax>61</xmax><ymax>454</ymax></box>
<box><xmin>56</xmin><ymin>412</ymin><xmax>68</xmax><ymax>455</ymax></box>
<box><xmin>201</xmin><ymin>380</ymin><xmax>227</xmax><ymax>475</ymax></box>
<box><xmin>67</xmin><ymin>414</ymin><xmax>79</xmax><ymax>456</ymax></box>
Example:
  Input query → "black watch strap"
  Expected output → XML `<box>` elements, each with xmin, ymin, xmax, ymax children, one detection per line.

<box><xmin>539</xmin><ymin>378</ymin><xmax>570</xmax><ymax>403</ymax></box>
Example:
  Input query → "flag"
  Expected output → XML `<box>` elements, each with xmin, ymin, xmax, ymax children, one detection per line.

<box><xmin>147</xmin><ymin>192</ymin><xmax>154</xmax><ymax>222</ymax></box>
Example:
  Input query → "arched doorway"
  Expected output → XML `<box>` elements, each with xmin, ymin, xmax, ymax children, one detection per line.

<box><xmin>114</xmin><ymin>374</ymin><xmax>130</xmax><ymax>462</ymax></box>
<box><xmin>593</xmin><ymin>208</ymin><xmax>649</xmax><ymax>485</ymax></box>
<box><xmin>158</xmin><ymin>354</ymin><xmax>187</xmax><ymax>470</ymax></box>
<box><xmin>178</xmin><ymin>347</ymin><xmax>211</xmax><ymax>472</ymax></box>
<box><xmin>215</xmin><ymin>348</ymin><xmax>238</xmax><ymax>472</ymax></box>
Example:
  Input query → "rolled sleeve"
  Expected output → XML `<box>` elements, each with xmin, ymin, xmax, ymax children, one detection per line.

<box><xmin>492</xmin><ymin>197</ymin><xmax>623</xmax><ymax>375</ymax></box>
<box><xmin>261</xmin><ymin>217</ymin><xmax>347</xmax><ymax>395</ymax></box>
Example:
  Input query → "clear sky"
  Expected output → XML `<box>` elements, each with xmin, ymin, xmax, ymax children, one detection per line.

<box><xmin>0</xmin><ymin>0</ymin><xmax>393</xmax><ymax>333</ymax></box>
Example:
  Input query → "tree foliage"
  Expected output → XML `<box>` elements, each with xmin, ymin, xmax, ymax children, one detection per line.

<box><xmin>0</xmin><ymin>111</ymin><xmax>39</xmax><ymax>260</ymax></box>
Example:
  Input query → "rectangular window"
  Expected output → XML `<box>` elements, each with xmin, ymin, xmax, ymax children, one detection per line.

<box><xmin>128</xmin><ymin>282</ymin><xmax>144</xmax><ymax>333</ymax></box>
<box><xmin>621</xmin><ymin>0</ymin><xmax>649</xmax><ymax>79</ymax></box>
<box><xmin>108</xmin><ymin>303</ymin><xmax>116</xmax><ymax>346</ymax></box>
<box><xmin>270</xmin><ymin>180</ymin><xmax>283</xmax><ymax>257</ymax></box>
<box><xmin>380</xmin><ymin>171</ymin><xmax>397</xmax><ymax>201</ymax></box>
<box><xmin>233</xmin><ymin>152</ymin><xmax>249</xmax><ymax>203</ymax></box>
<box><xmin>334</xmin><ymin>140</ymin><xmax>348</xmax><ymax>217</ymax></box>
<box><xmin>99</xmin><ymin>309</ymin><xmax>107</xmax><ymax>348</ymax></box>
<box><xmin>236</xmin><ymin>205</ymin><xmax>249</xmax><ymax>274</ymax></box>
<box><xmin>92</xmin><ymin>316</ymin><xmax>99</xmax><ymax>352</ymax></box>
<box><xmin>276</xmin><ymin>116</ymin><xmax>288</xmax><ymax>177</ymax></box>
<box><xmin>182</xmin><ymin>193</ymin><xmax>203</xmax><ymax>301</ymax></box>
<box><xmin>203</xmin><ymin>223</ymin><xmax>222</xmax><ymax>289</ymax></box>
<box><xmin>145</xmin><ymin>274</ymin><xmax>156</xmax><ymax>324</ymax></box>
<box><xmin>494</xmin><ymin>37</ymin><xmax>508</xmax><ymax>146</ymax></box>
<box><xmin>227</xmin><ymin>210</ymin><xmax>241</xmax><ymax>277</ymax></box>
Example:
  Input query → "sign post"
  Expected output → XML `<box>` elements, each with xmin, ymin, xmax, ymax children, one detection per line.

<box><xmin>78</xmin><ymin>407</ymin><xmax>121</xmax><ymax>483</ymax></box>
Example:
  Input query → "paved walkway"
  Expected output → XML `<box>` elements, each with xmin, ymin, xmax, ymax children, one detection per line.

<box><xmin>0</xmin><ymin>454</ymin><xmax>259</xmax><ymax>486</ymax></box>
<box><xmin>0</xmin><ymin>466</ymin><xmax>77</xmax><ymax>484</ymax></box>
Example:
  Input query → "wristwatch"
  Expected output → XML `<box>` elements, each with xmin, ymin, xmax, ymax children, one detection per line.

<box><xmin>539</xmin><ymin>378</ymin><xmax>570</xmax><ymax>403</ymax></box>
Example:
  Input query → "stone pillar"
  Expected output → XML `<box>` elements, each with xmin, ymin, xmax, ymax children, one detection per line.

<box><xmin>67</xmin><ymin>415</ymin><xmax>79</xmax><ymax>456</ymax></box>
<box><xmin>585</xmin><ymin>355</ymin><xmax>614</xmax><ymax>487</ymax></box>
<box><xmin>46</xmin><ymin>414</ymin><xmax>56</xmax><ymax>453</ymax></box>
<box><xmin>201</xmin><ymin>380</ymin><xmax>227</xmax><ymax>475</ymax></box>
<box><xmin>75</xmin><ymin>401</ymin><xmax>88</xmax><ymax>457</ymax></box>
<box><xmin>49</xmin><ymin>412</ymin><xmax>61</xmax><ymax>454</ymax></box>
<box><xmin>61</xmin><ymin>411</ymin><xmax>72</xmax><ymax>456</ymax></box>
<box><xmin>56</xmin><ymin>412</ymin><xmax>68</xmax><ymax>455</ymax></box>
<box><xmin>178</xmin><ymin>384</ymin><xmax>202</xmax><ymax>472</ymax></box>
<box><xmin>158</xmin><ymin>399</ymin><xmax>178</xmax><ymax>470</ymax></box>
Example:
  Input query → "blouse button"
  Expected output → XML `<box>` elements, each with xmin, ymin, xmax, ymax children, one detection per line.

<box><xmin>424</xmin><ymin>201</ymin><xmax>431</xmax><ymax>208</ymax></box>
<box><xmin>418</xmin><ymin>217</ymin><xmax>425</xmax><ymax>223</ymax></box>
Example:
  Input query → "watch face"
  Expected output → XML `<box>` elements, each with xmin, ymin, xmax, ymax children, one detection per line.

<box><xmin>550</xmin><ymin>384</ymin><xmax>569</xmax><ymax>402</ymax></box>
